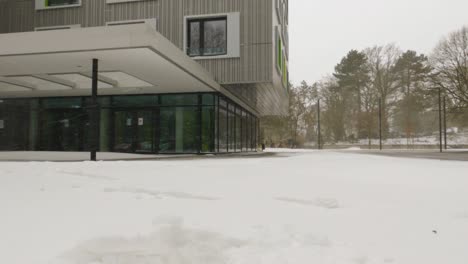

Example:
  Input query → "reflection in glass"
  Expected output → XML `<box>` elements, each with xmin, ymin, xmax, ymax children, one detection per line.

<box><xmin>39</xmin><ymin>110</ymin><xmax>86</xmax><ymax>151</ymax></box>
<box><xmin>201</xmin><ymin>106</ymin><xmax>215</xmax><ymax>152</ymax></box>
<box><xmin>203</xmin><ymin>19</ymin><xmax>227</xmax><ymax>56</ymax></box>
<box><xmin>218</xmin><ymin>104</ymin><xmax>228</xmax><ymax>152</ymax></box>
<box><xmin>235</xmin><ymin>108</ymin><xmax>241</xmax><ymax>152</ymax></box>
<box><xmin>0</xmin><ymin>100</ymin><xmax>31</xmax><ymax>150</ymax></box>
<box><xmin>113</xmin><ymin>111</ymin><xmax>134</xmax><ymax>153</ymax></box>
<box><xmin>135</xmin><ymin>111</ymin><xmax>154</xmax><ymax>153</ymax></box>
<box><xmin>188</xmin><ymin>21</ymin><xmax>201</xmax><ymax>56</ymax></box>
<box><xmin>228</xmin><ymin>104</ymin><xmax>236</xmax><ymax>152</ymax></box>
<box><xmin>47</xmin><ymin>0</ymin><xmax>79</xmax><ymax>7</ymax></box>
<box><xmin>160</xmin><ymin>107</ymin><xmax>198</xmax><ymax>153</ymax></box>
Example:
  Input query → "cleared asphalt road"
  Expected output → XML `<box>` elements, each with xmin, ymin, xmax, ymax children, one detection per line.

<box><xmin>341</xmin><ymin>149</ymin><xmax>468</xmax><ymax>162</ymax></box>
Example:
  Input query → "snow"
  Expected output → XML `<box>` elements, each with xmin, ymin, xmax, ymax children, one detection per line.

<box><xmin>1</xmin><ymin>150</ymin><xmax>468</xmax><ymax>264</ymax></box>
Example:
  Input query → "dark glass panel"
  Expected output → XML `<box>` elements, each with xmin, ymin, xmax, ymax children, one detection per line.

<box><xmin>235</xmin><ymin>108</ymin><xmax>241</xmax><ymax>152</ymax></box>
<box><xmin>47</xmin><ymin>0</ymin><xmax>79</xmax><ymax>7</ymax></box>
<box><xmin>159</xmin><ymin>107</ymin><xmax>198</xmax><ymax>153</ymax></box>
<box><xmin>113</xmin><ymin>111</ymin><xmax>134</xmax><ymax>153</ymax></box>
<box><xmin>202</xmin><ymin>94</ymin><xmax>215</xmax><ymax>106</ymax></box>
<box><xmin>219</xmin><ymin>97</ymin><xmax>227</xmax><ymax>108</ymax></box>
<box><xmin>203</xmin><ymin>19</ymin><xmax>227</xmax><ymax>56</ymax></box>
<box><xmin>218</xmin><ymin>105</ymin><xmax>228</xmax><ymax>153</ymax></box>
<box><xmin>188</xmin><ymin>21</ymin><xmax>201</xmax><ymax>56</ymax></box>
<box><xmin>112</xmin><ymin>110</ymin><xmax>155</xmax><ymax>153</ymax></box>
<box><xmin>29</xmin><ymin>100</ymin><xmax>39</xmax><ymax>150</ymax></box>
<box><xmin>160</xmin><ymin>94</ymin><xmax>198</xmax><ymax>106</ymax></box>
<box><xmin>112</xmin><ymin>95</ymin><xmax>157</xmax><ymax>108</ymax></box>
<box><xmin>42</xmin><ymin>97</ymin><xmax>82</xmax><ymax>109</ymax></box>
<box><xmin>201</xmin><ymin>106</ymin><xmax>215</xmax><ymax>153</ymax></box>
<box><xmin>39</xmin><ymin>109</ymin><xmax>87</xmax><ymax>151</ymax></box>
<box><xmin>99</xmin><ymin>107</ymin><xmax>112</xmax><ymax>152</ymax></box>
<box><xmin>242</xmin><ymin>112</ymin><xmax>250</xmax><ymax>151</ymax></box>
<box><xmin>135</xmin><ymin>111</ymin><xmax>155</xmax><ymax>153</ymax></box>
<box><xmin>253</xmin><ymin>116</ymin><xmax>258</xmax><ymax>150</ymax></box>
<box><xmin>84</xmin><ymin>96</ymin><xmax>112</xmax><ymax>108</ymax></box>
<box><xmin>228</xmin><ymin>104</ymin><xmax>236</xmax><ymax>152</ymax></box>
<box><xmin>0</xmin><ymin>99</ymin><xmax>31</xmax><ymax>150</ymax></box>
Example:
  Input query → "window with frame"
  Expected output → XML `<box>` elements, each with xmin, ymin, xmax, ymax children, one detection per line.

<box><xmin>46</xmin><ymin>0</ymin><xmax>80</xmax><ymax>7</ymax></box>
<box><xmin>187</xmin><ymin>17</ymin><xmax>227</xmax><ymax>57</ymax></box>
<box><xmin>276</xmin><ymin>27</ymin><xmax>283</xmax><ymax>73</ymax></box>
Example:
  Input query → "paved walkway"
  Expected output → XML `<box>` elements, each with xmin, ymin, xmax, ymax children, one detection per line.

<box><xmin>341</xmin><ymin>149</ymin><xmax>468</xmax><ymax>162</ymax></box>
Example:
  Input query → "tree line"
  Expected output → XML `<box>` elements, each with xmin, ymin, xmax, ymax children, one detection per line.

<box><xmin>261</xmin><ymin>26</ymin><xmax>468</xmax><ymax>148</ymax></box>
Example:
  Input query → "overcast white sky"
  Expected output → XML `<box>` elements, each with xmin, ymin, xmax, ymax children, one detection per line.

<box><xmin>289</xmin><ymin>0</ymin><xmax>468</xmax><ymax>85</ymax></box>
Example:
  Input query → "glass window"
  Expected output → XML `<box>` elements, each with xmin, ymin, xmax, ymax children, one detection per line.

<box><xmin>202</xmin><ymin>94</ymin><xmax>216</xmax><ymax>106</ymax></box>
<box><xmin>42</xmin><ymin>98</ymin><xmax>82</xmax><ymax>109</ymax></box>
<box><xmin>112</xmin><ymin>95</ymin><xmax>157</xmax><ymax>108</ymax></box>
<box><xmin>244</xmin><ymin>112</ymin><xmax>250</xmax><ymax>152</ymax></box>
<box><xmin>228</xmin><ymin>104</ymin><xmax>236</xmax><ymax>152</ymax></box>
<box><xmin>204</xmin><ymin>19</ymin><xmax>227</xmax><ymax>56</ymax></box>
<box><xmin>188</xmin><ymin>21</ymin><xmax>201</xmax><ymax>56</ymax></box>
<box><xmin>39</xmin><ymin>109</ymin><xmax>87</xmax><ymax>151</ymax></box>
<box><xmin>249</xmin><ymin>115</ymin><xmax>255</xmax><ymax>151</ymax></box>
<box><xmin>235</xmin><ymin>107</ymin><xmax>241</xmax><ymax>152</ymax></box>
<box><xmin>160</xmin><ymin>94</ymin><xmax>198</xmax><ymax>106</ymax></box>
<box><xmin>0</xmin><ymin>100</ymin><xmax>31</xmax><ymax>151</ymax></box>
<box><xmin>253</xmin><ymin>116</ymin><xmax>258</xmax><ymax>150</ymax></box>
<box><xmin>46</xmin><ymin>0</ymin><xmax>79</xmax><ymax>7</ymax></box>
<box><xmin>283</xmin><ymin>54</ymin><xmax>288</xmax><ymax>87</ymax></box>
<box><xmin>218</xmin><ymin>103</ymin><xmax>228</xmax><ymax>153</ymax></box>
<box><xmin>276</xmin><ymin>28</ymin><xmax>283</xmax><ymax>73</ymax></box>
<box><xmin>159</xmin><ymin>107</ymin><xmax>199</xmax><ymax>153</ymax></box>
<box><xmin>187</xmin><ymin>17</ymin><xmax>227</xmax><ymax>57</ymax></box>
<box><xmin>99</xmin><ymin>98</ymin><xmax>112</xmax><ymax>152</ymax></box>
<box><xmin>201</xmin><ymin>106</ymin><xmax>215</xmax><ymax>153</ymax></box>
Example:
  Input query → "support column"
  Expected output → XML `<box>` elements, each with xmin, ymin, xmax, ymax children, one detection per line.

<box><xmin>197</xmin><ymin>94</ymin><xmax>202</xmax><ymax>154</ymax></box>
<box><xmin>91</xmin><ymin>58</ymin><xmax>99</xmax><ymax>161</ymax></box>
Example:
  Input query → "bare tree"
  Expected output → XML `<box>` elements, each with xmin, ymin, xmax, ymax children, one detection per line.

<box><xmin>431</xmin><ymin>26</ymin><xmax>468</xmax><ymax>106</ymax></box>
<box><xmin>364</xmin><ymin>44</ymin><xmax>402</xmax><ymax>139</ymax></box>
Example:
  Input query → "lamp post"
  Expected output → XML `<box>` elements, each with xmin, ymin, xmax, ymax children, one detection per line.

<box><xmin>379</xmin><ymin>97</ymin><xmax>382</xmax><ymax>151</ymax></box>
<box><xmin>443</xmin><ymin>96</ymin><xmax>447</xmax><ymax>150</ymax></box>
<box><xmin>437</xmin><ymin>87</ymin><xmax>443</xmax><ymax>153</ymax></box>
<box><xmin>317</xmin><ymin>99</ymin><xmax>321</xmax><ymax>150</ymax></box>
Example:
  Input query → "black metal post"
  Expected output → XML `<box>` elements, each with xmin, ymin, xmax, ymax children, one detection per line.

<box><xmin>197</xmin><ymin>94</ymin><xmax>202</xmax><ymax>154</ymax></box>
<box><xmin>379</xmin><ymin>97</ymin><xmax>382</xmax><ymax>151</ymax></box>
<box><xmin>317</xmin><ymin>99</ymin><xmax>321</xmax><ymax>150</ymax></box>
<box><xmin>443</xmin><ymin>96</ymin><xmax>447</xmax><ymax>150</ymax></box>
<box><xmin>91</xmin><ymin>58</ymin><xmax>99</xmax><ymax>161</ymax></box>
<box><xmin>438</xmin><ymin>87</ymin><xmax>443</xmax><ymax>153</ymax></box>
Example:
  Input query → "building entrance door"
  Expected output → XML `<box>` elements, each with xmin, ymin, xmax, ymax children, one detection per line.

<box><xmin>113</xmin><ymin>110</ymin><xmax>155</xmax><ymax>153</ymax></box>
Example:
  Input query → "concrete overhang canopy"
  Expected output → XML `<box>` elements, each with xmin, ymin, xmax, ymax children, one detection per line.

<box><xmin>0</xmin><ymin>24</ymin><xmax>222</xmax><ymax>98</ymax></box>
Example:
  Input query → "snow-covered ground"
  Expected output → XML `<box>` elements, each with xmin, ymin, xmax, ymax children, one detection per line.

<box><xmin>1</xmin><ymin>150</ymin><xmax>468</xmax><ymax>264</ymax></box>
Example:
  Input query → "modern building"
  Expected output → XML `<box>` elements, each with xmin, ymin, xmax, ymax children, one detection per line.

<box><xmin>0</xmin><ymin>0</ymin><xmax>289</xmax><ymax>154</ymax></box>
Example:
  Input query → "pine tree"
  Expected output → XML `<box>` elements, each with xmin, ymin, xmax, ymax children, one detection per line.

<box><xmin>333</xmin><ymin>50</ymin><xmax>370</xmax><ymax>139</ymax></box>
<box><xmin>394</xmin><ymin>50</ymin><xmax>432</xmax><ymax>145</ymax></box>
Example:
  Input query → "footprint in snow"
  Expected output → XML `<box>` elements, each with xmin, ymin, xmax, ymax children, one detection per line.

<box><xmin>275</xmin><ymin>197</ymin><xmax>340</xmax><ymax>209</ymax></box>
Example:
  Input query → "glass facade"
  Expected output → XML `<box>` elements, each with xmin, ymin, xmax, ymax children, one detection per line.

<box><xmin>0</xmin><ymin>93</ymin><xmax>257</xmax><ymax>154</ymax></box>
